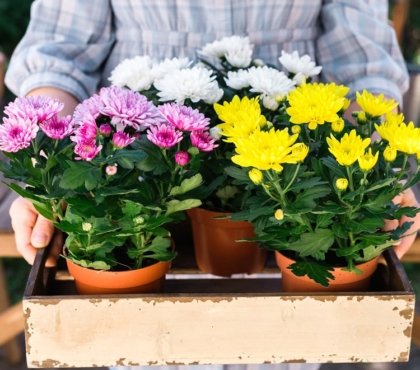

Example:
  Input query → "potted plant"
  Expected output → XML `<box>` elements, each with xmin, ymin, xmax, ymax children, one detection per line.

<box><xmin>0</xmin><ymin>85</ymin><xmax>217</xmax><ymax>294</ymax></box>
<box><xmin>215</xmin><ymin>84</ymin><xmax>420</xmax><ymax>292</ymax></box>
<box><xmin>108</xmin><ymin>47</ymin><xmax>269</xmax><ymax>276</ymax></box>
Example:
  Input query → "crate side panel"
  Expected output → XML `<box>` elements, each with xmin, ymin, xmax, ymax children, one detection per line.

<box><xmin>24</xmin><ymin>295</ymin><xmax>414</xmax><ymax>368</ymax></box>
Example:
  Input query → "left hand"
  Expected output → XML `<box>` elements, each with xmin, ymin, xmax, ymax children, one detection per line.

<box><xmin>383</xmin><ymin>187</ymin><xmax>420</xmax><ymax>258</ymax></box>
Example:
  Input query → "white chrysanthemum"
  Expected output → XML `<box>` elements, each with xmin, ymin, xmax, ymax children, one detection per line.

<box><xmin>247</xmin><ymin>66</ymin><xmax>296</xmax><ymax>110</ymax></box>
<box><xmin>151</xmin><ymin>57</ymin><xmax>191</xmax><ymax>80</ymax></box>
<box><xmin>198</xmin><ymin>36</ymin><xmax>253</xmax><ymax>68</ymax></box>
<box><xmin>154</xmin><ymin>66</ymin><xmax>224</xmax><ymax>104</ymax></box>
<box><xmin>224</xmin><ymin>70</ymin><xmax>250</xmax><ymax>90</ymax></box>
<box><xmin>278</xmin><ymin>50</ymin><xmax>322</xmax><ymax>78</ymax></box>
<box><xmin>109</xmin><ymin>56</ymin><xmax>154</xmax><ymax>91</ymax></box>
<box><xmin>210</xmin><ymin>126</ymin><xmax>222</xmax><ymax>140</ymax></box>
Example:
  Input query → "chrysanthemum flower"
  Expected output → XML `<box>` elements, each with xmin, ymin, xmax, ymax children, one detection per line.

<box><xmin>287</xmin><ymin>83</ymin><xmax>348</xmax><ymax>130</ymax></box>
<box><xmin>278</xmin><ymin>50</ymin><xmax>322</xmax><ymax>79</ymax></box>
<box><xmin>246</xmin><ymin>66</ymin><xmax>295</xmax><ymax>110</ymax></box>
<box><xmin>377</xmin><ymin>121</ymin><xmax>420</xmax><ymax>156</ymax></box>
<box><xmin>108</xmin><ymin>55</ymin><xmax>155</xmax><ymax>91</ymax></box>
<box><xmin>327</xmin><ymin>130</ymin><xmax>371</xmax><ymax>166</ymax></box>
<box><xmin>214</xmin><ymin>96</ymin><xmax>266</xmax><ymax>142</ymax></box>
<box><xmin>224</xmin><ymin>69</ymin><xmax>251</xmax><ymax>90</ymax></box>
<box><xmin>190</xmin><ymin>131</ymin><xmax>218</xmax><ymax>152</ymax></box>
<box><xmin>74</xmin><ymin>139</ymin><xmax>102</xmax><ymax>161</ymax></box>
<box><xmin>358</xmin><ymin>148</ymin><xmax>379</xmax><ymax>172</ymax></box>
<box><xmin>356</xmin><ymin>90</ymin><xmax>398</xmax><ymax>117</ymax></box>
<box><xmin>72</xmin><ymin>121</ymin><xmax>98</xmax><ymax>143</ymax></box>
<box><xmin>285</xmin><ymin>143</ymin><xmax>309</xmax><ymax>164</ymax></box>
<box><xmin>154</xmin><ymin>66</ymin><xmax>224</xmax><ymax>104</ymax></box>
<box><xmin>151</xmin><ymin>57</ymin><xmax>191</xmax><ymax>80</ymax></box>
<box><xmin>147</xmin><ymin>124</ymin><xmax>183</xmax><ymax>149</ymax></box>
<box><xmin>383</xmin><ymin>146</ymin><xmax>397</xmax><ymax>162</ymax></box>
<box><xmin>159</xmin><ymin>104</ymin><xmax>210</xmax><ymax>132</ymax></box>
<box><xmin>198</xmin><ymin>36</ymin><xmax>253</xmax><ymax>68</ymax></box>
<box><xmin>331</xmin><ymin>118</ymin><xmax>345</xmax><ymax>133</ymax></box>
<box><xmin>99</xmin><ymin>86</ymin><xmax>162</xmax><ymax>130</ymax></box>
<box><xmin>99</xmin><ymin>124</ymin><xmax>112</xmax><ymax>137</ymax></box>
<box><xmin>232</xmin><ymin>128</ymin><xmax>299</xmax><ymax>171</ymax></box>
<box><xmin>40</xmin><ymin>115</ymin><xmax>74</xmax><ymax>140</ymax></box>
<box><xmin>0</xmin><ymin>116</ymin><xmax>39</xmax><ymax>152</ymax></box>
<box><xmin>274</xmin><ymin>209</ymin><xmax>284</xmax><ymax>221</ymax></box>
<box><xmin>112</xmin><ymin>132</ymin><xmax>135</xmax><ymax>149</ymax></box>
<box><xmin>73</xmin><ymin>94</ymin><xmax>104</xmax><ymax>123</ymax></box>
<box><xmin>4</xmin><ymin>96</ymin><xmax>63</xmax><ymax>123</ymax></box>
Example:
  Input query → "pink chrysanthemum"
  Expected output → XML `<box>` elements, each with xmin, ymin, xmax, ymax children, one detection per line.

<box><xmin>112</xmin><ymin>132</ymin><xmax>135</xmax><ymax>149</ymax></box>
<box><xmin>147</xmin><ymin>124</ymin><xmax>183</xmax><ymax>149</ymax></box>
<box><xmin>190</xmin><ymin>130</ymin><xmax>218</xmax><ymax>152</ymax></box>
<box><xmin>159</xmin><ymin>103</ymin><xmax>210</xmax><ymax>132</ymax></box>
<box><xmin>0</xmin><ymin>116</ymin><xmax>39</xmax><ymax>152</ymax></box>
<box><xmin>40</xmin><ymin>115</ymin><xmax>74</xmax><ymax>140</ymax></box>
<box><xmin>99</xmin><ymin>86</ymin><xmax>163</xmax><ymax>130</ymax></box>
<box><xmin>175</xmin><ymin>151</ymin><xmax>190</xmax><ymax>166</ymax></box>
<box><xmin>71</xmin><ymin>121</ymin><xmax>98</xmax><ymax>144</ymax></box>
<box><xmin>4</xmin><ymin>96</ymin><xmax>63</xmax><ymax>123</ymax></box>
<box><xmin>73</xmin><ymin>94</ymin><xmax>104</xmax><ymax>124</ymax></box>
<box><xmin>74</xmin><ymin>138</ymin><xmax>102</xmax><ymax>161</ymax></box>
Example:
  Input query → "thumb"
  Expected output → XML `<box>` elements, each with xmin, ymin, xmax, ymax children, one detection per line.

<box><xmin>31</xmin><ymin>214</ymin><xmax>55</xmax><ymax>248</ymax></box>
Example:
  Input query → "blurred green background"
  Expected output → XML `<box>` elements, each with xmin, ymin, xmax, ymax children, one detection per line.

<box><xmin>0</xmin><ymin>0</ymin><xmax>419</xmax><ymax>303</ymax></box>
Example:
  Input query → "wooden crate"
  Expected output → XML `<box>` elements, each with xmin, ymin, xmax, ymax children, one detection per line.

<box><xmin>23</xmin><ymin>244</ymin><xmax>415</xmax><ymax>368</ymax></box>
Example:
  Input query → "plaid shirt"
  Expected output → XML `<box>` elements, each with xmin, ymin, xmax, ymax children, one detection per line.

<box><xmin>5</xmin><ymin>0</ymin><xmax>409</xmax><ymax>104</ymax></box>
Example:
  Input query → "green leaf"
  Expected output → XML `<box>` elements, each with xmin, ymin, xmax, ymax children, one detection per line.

<box><xmin>288</xmin><ymin>177</ymin><xmax>327</xmax><ymax>192</ymax></box>
<box><xmin>286</xmin><ymin>229</ymin><xmax>335</xmax><ymax>260</ymax></box>
<box><xmin>165</xmin><ymin>199</ymin><xmax>202</xmax><ymax>215</ymax></box>
<box><xmin>289</xmin><ymin>260</ymin><xmax>335</xmax><ymax>287</ymax></box>
<box><xmin>293</xmin><ymin>185</ymin><xmax>331</xmax><ymax>209</ymax></box>
<box><xmin>348</xmin><ymin>216</ymin><xmax>385</xmax><ymax>233</ymax></box>
<box><xmin>358</xmin><ymin>240</ymin><xmax>396</xmax><ymax>262</ymax></box>
<box><xmin>60</xmin><ymin>162</ymin><xmax>102</xmax><ymax>190</ymax></box>
<box><xmin>169</xmin><ymin>174</ymin><xmax>203</xmax><ymax>196</ymax></box>
<box><xmin>224</xmin><ymin>166</ymin><xmax>250</xmax><ymax>182</ymax></box>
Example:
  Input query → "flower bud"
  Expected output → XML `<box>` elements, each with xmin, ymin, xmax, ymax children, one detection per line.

<box><xmin>106</xmin><ymin>165</ymin><xmax>118</xmax><ymax>176</ymax></box>
<box><xmin>336</xmin><ymin>178</ymin><xmax>349</xmax><ymax>191</ymax></box>
<box><xmin>360</xmin><ymin>178</ymin><xmax>369</xmax><ymax>186</ymax></box>
<box><xmin>134</xmin><ymin>216</ymin><xmax>145</xmax><ymax>225</ymax></box>
<box><xmin>248</xmin><ymin>168</ymin><xmax>263</xmax><ymax>185</ymax></box>
<box><xmin>82</xmin><ymin>222</ymin><xmax>92</xmax><ymax>232</ymax></box>
<box><xmin>274</xmin><ymin>209</ymin><xmax>284</xmax><ymax>221</ymax></box>
<box><xmin>262</xmin><ymin>95</ymin><xmax>279</xmax><ymax>111</ymax></box>
<box><xmin>331</xmin><ymin>118</ymin><xmax>344</xmax><ymax>133</ymax></box>
<box><xmin>99</xmin><ymin>124</ymin><xmax>112</xmax><ymax>137</ymax></box>
<box><xmin>357</xmin><ymin>111</ymin><xmax>367</xmax><ymax>123</ymax></box>
<box><xmin>383</xmin><ymin>146</ymin><xmax>397</xmax><ymax>162</ymax></box>
<box><xmin>175</xmin><ymin>151</ymin><xmax>190</xmax><ymax>166</ymax></box>
<box><xmin>291</xmin><ymin>125</ymin><xmax>301</xmax><ymax>134</ymax></box>
<box><xmin>210</xmin><ymin>126</ymin><xmax>221</xmax><ymax>140</ymax></box>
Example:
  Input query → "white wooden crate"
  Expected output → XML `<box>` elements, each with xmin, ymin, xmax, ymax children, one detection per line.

<box><xmin>23</xmin><ymin>248</ymin><xmax>415</xmax><ymax>368</ymax></box>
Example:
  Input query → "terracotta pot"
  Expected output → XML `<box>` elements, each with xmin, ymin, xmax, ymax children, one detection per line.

<box><xmin>275</xmin><ymin>251</ymin><xmax>380</xmax><ymax>292</ymax></box>
<box><xmin>66</xmin><ymin>259</ymin><xmax>171</xmax><ymax>295</ymax></box>
<box><xmin>187</xmin><ymin>207</ymin><xmax>266</xmax><ymax>277</ymax></box>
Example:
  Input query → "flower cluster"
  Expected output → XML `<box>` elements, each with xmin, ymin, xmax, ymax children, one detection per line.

<box><xmin>213</xmin><ymin>73</ymin><xmax>420</xmax><ymax>287</ymax></box>
<box><xmin>0</xmin><ymin>86</ymin><xmax>217</xmax><ymax>270</ymax></box>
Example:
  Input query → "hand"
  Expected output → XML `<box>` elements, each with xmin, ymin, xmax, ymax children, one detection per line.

<box><xmin>9</xmin><ymin>196</ymin><xmax>62</xmax><ymax>266</ymax></box>
<box><xmin>383</xmin><ymin>187</ymin><xmax>420</xmax><ymax>258</ymax></box>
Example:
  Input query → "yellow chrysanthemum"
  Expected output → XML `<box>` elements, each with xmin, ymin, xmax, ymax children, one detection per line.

<box><xmin>214</xmin><ymin>96</ymin><xmax>266</xmax><ymax>142</ymax></box>
<box><xmin>358</xmin><ymin>148</ymin><xmax>379</xmax><ymax>172</ymax></box>
<box><xmin>336</xmin><ymin>178</ymin><xmax>349</xmax><ymax>191</ymax></box>
<box><xmin>376</xmin><ymin>118</ymin><xmax>420</xmax><ymax>156</ymax></box>
<box><xmin>383</xmin><ymin>146</ymin><xmax>397</xmax><ymax>162</ymax></box>
<box><xmin>356</xmin><ymin>90</ymin><xmax>398</xmax><ymax>117</ymax></box>
<box><xmin>286</xmin><ymin>83</ymin><xmax>349</xmax><ymax>130</ymax></box>
<box><xmin>291</xmin><ymin>125</ymin><xmax>301</xmax><ymax>134</ymax></box>
<box><xmin>232</xmin><ymin>128</ymin><xmax>299</xmax><ymax>171</ymax></box>
<box><xmin>249</xmin><ymin>168</ymin><xmax>263</xmax><ymax>185</ymax></box>
<box><xmin>284</xmin><ymin>143</ymin><xmax>309</xmax><ymax>164</ymax></box>
<box><xmin>327</xmin><ymin>130</ymin><xmax>371</xmax><ymax>166</ymax></box>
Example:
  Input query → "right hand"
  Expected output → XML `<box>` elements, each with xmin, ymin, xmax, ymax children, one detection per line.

<box><xmin>9</xmin><ymin>196</ymin><xmax>62</xmax><ymax>266</ymax></box>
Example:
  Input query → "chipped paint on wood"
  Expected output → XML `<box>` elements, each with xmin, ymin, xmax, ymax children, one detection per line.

<box><xmin>24</xmin><ymin>294</ymin><xmax>414</xmax><ymax>367</ymax></box>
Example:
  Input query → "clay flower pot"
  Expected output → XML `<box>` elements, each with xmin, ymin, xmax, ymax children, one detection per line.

<box><xmin>188</xmin><ymin>207</ymin><xmax>266</xmax><ymax>277</ymax></box>
<box><xmin>66</xmin><ymin>259</ymin><xmax>171</xmax><ymax>295</ymax></box>
<box><xmin>275</xmin><ymin>251</ymin><xmax>381</xmax><ymax>292</ymax></box>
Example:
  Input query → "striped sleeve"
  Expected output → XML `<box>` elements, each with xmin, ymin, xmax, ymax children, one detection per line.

<box><xmin>316</xmin><ymin>0</ymin><xmax>409</xmax><ymax>105</ymax></box>
<box><xmin>5</xmin><ymin>0</ymin><xmax>115</xmax><ymax>101</ymax></box>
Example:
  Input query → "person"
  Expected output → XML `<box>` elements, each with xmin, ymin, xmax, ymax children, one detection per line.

<box><xmin>4</xmin><ymin>1</ymin><xmax>420</xmax><ymax>370</ymax></box>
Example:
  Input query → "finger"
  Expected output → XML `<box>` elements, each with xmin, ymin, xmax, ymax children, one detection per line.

<box><xmin>45</xmin><ymin>231</ymin><xmax>64</xmax><ymax>267</ymax></box>
<box><xmin>31</xmin><ymin>214</ymin><xmax>55</xmax><ymax>248</ymax></box>
<box><xmin>10</xmin><ymin>197</ymin><xmax>39</xmax><ymax>264</ymax></box>
<box><xmin>383</xmin><ymin>219</ymin><xmax>398</xmax><ymax>232</ymax></box>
